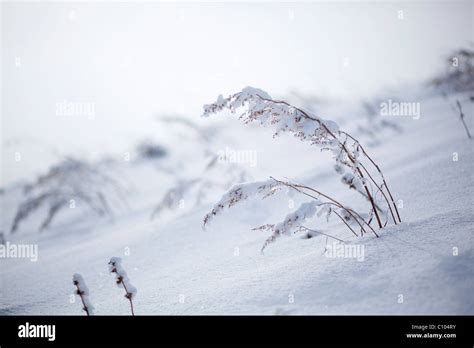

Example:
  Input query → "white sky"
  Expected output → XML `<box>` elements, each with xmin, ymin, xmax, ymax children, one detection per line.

<box><xmin>1</xmin><ymin>0</ymin><xmax>473</xmax><ymax>185</ymax></box>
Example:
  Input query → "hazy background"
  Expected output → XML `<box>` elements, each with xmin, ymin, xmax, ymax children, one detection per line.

<box><xmin>1</xmin><ymin>0</ymin><xmax>473</xmax><ymax>186</ymax></box>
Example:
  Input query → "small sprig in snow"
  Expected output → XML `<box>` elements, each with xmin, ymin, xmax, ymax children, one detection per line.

<box><xmin>108</xmin><ymin>257</ymin><xmax>137</xmax><ymax>316</ymax></box>
<box><xmin>72</xmin><ymin>273</ymin><xmax>94</xmax><ymax>316</ymax></box>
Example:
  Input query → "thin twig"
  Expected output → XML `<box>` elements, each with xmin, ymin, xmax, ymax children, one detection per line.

<box><xmin>456</xmin><ymin>100</ymin><xmax>472</xmax><ymax>139</ymax></box>
<box><xmin>73</xmin><ymin>283</ymin><xmax>90</xmax><ymax>316</ymax></box>
<box><xmin>299</xmin><ymin>225</ymin><xmax>346</xmax><ymax>242</ymax></box>
<box><xmin>340</xmin><ymin>131</ymin><xmax>401</xmax><ymax>223</ymax></box>
<box><xmin>273</xmin><ymin>177</ymin><xmax>377</xmax><ymax>236</ymax></box>
<box><xmin>256</xmin><ymin>95</ymin><xmax>384</xmax><ymax>228</ymax></box>
<box><xmin>270</xmin><ymin>176</ymin><xmax>379</xmax><ymax>237</ymax></box>
<box><xmin>121</xmin><ymin>281</ymin><xmax>135</xmax><ymax>316</ymax></box>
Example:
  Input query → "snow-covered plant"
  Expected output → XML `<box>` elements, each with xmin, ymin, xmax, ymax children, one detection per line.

<box><xmin>151</xmin><ymin>178</ymin><xmax>199</xmax><ymax>219</ymax></box>
<box><xmin>202</xmin><ymin>87</ymin><xmax>401</xmax><ymax>229</ymax></box>
<box><xmin>151</xmin><ymin>155</ymin><xmax>250</xmax><ymax>219</ymax></box>
<box><xmin>10</xmin><ymin>157</ymin><xmax>127</xmax><ymax>234</ymax></box>
<box><xmin>135</xmin><ymin>140</ymin><xmax>168</xmax><ymax>160</ymax></box>
<box><xmin>429</xmin><ymin>47</ymin><xmax>473</xmax><ymax>139</ymax></box>
<box><xmin>203</xmin><ymin>179</ymin><xmax>279</xmax><ymax>227</ymax></box>
<box><xmin>356</xmin><ymin>100</ymin><xmax>403</xmax><ymax>146</ymax></box>
<box><xmin>203</xmin><ymin>177</ymin><xmax>376</xmax><ymax>252</ymax></box>
<box><xmin>150</xmin><ymin>114</ymin><xmax>251</xmax><ymax>220</ymax></box>
<box><xmin>288</xmin><ymin>90</ymin><xmax>402</xmax><ymax>147</ymax></box>
<box><xmin>72</xmin><ymin>273</ymin><xmax>94</xmax><ymax>316</ymax></box>
<box><xmin>431</xmin><ymin>46</ymin><xmax>474</xmax><ymax>93</ymax></box>
<box><xmin>108</xmin><ymin>257</ymin><xmax>137</xmax><ymax>316</ymax></box>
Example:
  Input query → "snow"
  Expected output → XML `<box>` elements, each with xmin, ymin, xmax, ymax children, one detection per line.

<box><xmin>0</xmin><ymin>88</ymin><xmax>473</xmax><ymax>315</ymax></box>
<box><xmin>261</xmin><ymin>200</ymin><xmax>321</xmax><ymax>252</ymax></box>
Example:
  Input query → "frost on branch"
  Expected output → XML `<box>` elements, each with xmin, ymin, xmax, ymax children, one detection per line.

<box><xmin>258</xmin><ymin>201</ymin><xmax>320</xmax><ymax>252</ymax></box>
<box><xmin>202</xmin><ymin>87</ymin><xmax>401</xmax><ymax>229</ymax></box>
<box><xmin>108</xmin><ymin>257</ymin><xmax>137</xmax><ymax>315</ymax></box>
<box><xmin>204</xmin><ymin>176</ymin><xmax>376</xmax><ymax>251</ymax></box>
<box><xmin>203</xmin><ymin>86</ymin><xmax>338</xmax><ymax>145</ymax></box>
<box><xmin>72</xmin><ymin>273</ymin><xmax>94</xmax><ymax>316</ymax></box>
<box><xmin>202</xmin><ymin>179</ymin><xmax>282</xmax><ymax>228</ymax></box>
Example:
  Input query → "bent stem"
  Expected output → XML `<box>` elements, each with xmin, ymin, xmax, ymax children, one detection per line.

<box><xmin>272</xmin><ymin>176</ymin><xmax>377</xmax><ymax>236</ymax></box>
<box><xmin>256</xmin><ymin>95</ymin><xmax>385</xmax><ymax>228</ymax></box>
<box><xmin>121</xmin><ymin>281</ymin><xmax>135</xmax><ymax>316</ymax></box>
<box><xmin>270</xmin><ymin>176</ymin><xmax>378</xmax><ymax>238</ymax></box>
<box><xmin>340</xmin><ymin>131</ymin><xmax>401</xmax><ymax>223</ymax></box>
<box><xmin>111</xmin><ymin>271</ymin><xmax>135</xmax><ymax>316</ymax></box>
<box><xmin>456</xmin><ymin>100</ymin><xmax>472</xmax><ymax>139</ymax></box>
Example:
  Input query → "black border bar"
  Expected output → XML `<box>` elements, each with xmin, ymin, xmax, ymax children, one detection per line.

<box><xmin>0</xmin><ymin>315</ymin><xmax>472</xmax><ymax>346</ymax></box>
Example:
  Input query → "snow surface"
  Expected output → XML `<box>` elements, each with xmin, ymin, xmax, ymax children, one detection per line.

<box><xmin>0</xmin><ymin>88</ymin><xmax>473</xmax><ymax>315</ymax></box>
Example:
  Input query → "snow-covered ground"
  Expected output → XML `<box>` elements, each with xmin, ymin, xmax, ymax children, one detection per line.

<box><xmin>0</xmin><ymin>88</ymin><xmax>473</xmax><ymax>315</ymax></box>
